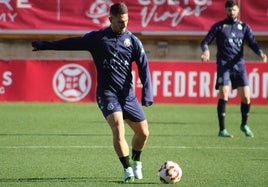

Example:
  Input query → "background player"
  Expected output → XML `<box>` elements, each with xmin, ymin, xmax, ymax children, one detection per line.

<box><xmin>200</xmin><ymin>0</ymin><xmax>267</xmax><ymax>138</ymax></box>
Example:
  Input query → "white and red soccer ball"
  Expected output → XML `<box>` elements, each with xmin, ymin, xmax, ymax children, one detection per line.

<box><xmin>158</xmin><ymin>161</ymin><xmax>182</xmax><ymax>184</ymax></box>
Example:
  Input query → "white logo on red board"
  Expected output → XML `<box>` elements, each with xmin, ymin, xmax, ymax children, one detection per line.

<box><xmin>85</xmin><ymin>0</ymin><xmax>113</xmax><ymax>26</ymax></box>
<box><xmin>53</xmin><ymin>64</ymin><xmax>91</xmax><ymax>102</ymax></box>
<box><xmin>0</xmin><ymin>0</ymin><xmax>32</xmax><ymax>22</ymax></box>
<box><xmin>0</xmin><ymin>71</ymin><xmax>12</xmax><ymax>94</ymax></box>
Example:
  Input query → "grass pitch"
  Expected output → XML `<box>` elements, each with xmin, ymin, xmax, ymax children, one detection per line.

<box><xmin>0</xmin><ymin>103</ymin><xmax>267</xmax><ymax>187</ymax></box>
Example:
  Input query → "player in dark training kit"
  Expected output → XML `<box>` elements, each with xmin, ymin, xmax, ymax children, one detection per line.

<box><xmin>32</xmin><ymin>2</ymin><xmax>153</xmax><ymax>182</ymax></box>
<box><xmin>200</xmin><ymin>0</ymin><xmax>267</xmax><ymax>138</ymax></box>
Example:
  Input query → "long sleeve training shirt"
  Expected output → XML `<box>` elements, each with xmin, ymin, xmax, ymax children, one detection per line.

<box><xmin>201</xmin><ymin>18</ymin><xmax>262</xmax><ymax>63</ymax></box>
<box><xmin>32</xmin><ymin>27</ymin><xmax>153</xmax><ymax>106</ymax></box>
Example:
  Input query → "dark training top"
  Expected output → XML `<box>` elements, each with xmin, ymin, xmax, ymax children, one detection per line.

<box><xmin>201</xmin><ymin>18</ymin><xmax>262</xmax><ymax>64</ymax></box>
<box><xmin>32</xmin><ymin>27</ymin><xmax>153</xmax><ymax>106</ymax></box>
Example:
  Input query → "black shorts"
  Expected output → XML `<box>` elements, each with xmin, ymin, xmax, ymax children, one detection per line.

<box><xmin>216</xmin><ymin>61</ymin><xmax>249</xmax><ymax>90</ymax></box>
<box><xmin>97</xmin><ymin>96</ymin><xmax>146</xmax><ymax>122</ymax></box>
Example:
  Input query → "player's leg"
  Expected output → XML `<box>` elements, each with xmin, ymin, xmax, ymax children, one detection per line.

<box><xmin>122</xmin><ymin>97</ymin><xmax>148</xmax><ymax>154</ymax></box>
<box><xmin>217</xmin><ymin>85</ymin><xmax>233</xmax><ymax>137</ymax></box>
<box><xmin>234</xmin><ymin>64</ymin><xmax>253</xmax><ymax>137</ymax></box>
<box><xmin>216</xmin><ymin>64</ymin><xmax>233</xmax><ymax>137</ymax></box>
<box><xmin>125</xmin><ymin>119</ymin><xmax>149</xmax><ymax>179</ymax></box>
<box><xmin>238</xmin><ymin>86</ymin><xmax>251</xmax><ymax>127</ymax></box>
<box><xmin>218</xmin><ymin>85</ymin><xmax>229</xmax><ymax>132</ymax></box>
<box><xmin>126</xmin><ymin>119</ymin><xmax>149</xmax><ymax>152</ymax></box>
<box><xmin>237</xmin><ymin>85</ymin><xmax>250</xmax><ymax>104</ymax></box>
<box><xmin>106</xmin><ymin>112</ymin><xmax>129</xmax><ymax>158</ymax></box>
<box><xmin>237</xmin><ymin>86</ymin><xmax>254</xmax><ymax>137</ymax></box>
<box><xmin>97</xmin><ymin>97</ymin><xmax>134</xmax><ymax>182</ymax></box>
<box><xmin>123</xmin><ymin>97</ymin><xmax>149</xmax><ymax>179</ymax></box>
<box><xmin>106</xmin><ymin>112</ymin><xmax>135</xmax><ymax>182</ymax></box>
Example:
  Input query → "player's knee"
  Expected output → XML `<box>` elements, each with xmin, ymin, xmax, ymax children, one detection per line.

<box><xmin>241</xmin><ymin>97</ymin><xmax>250</xmax><ymax>104</ymax></box>
<box><xmin>140</xmin><ymin>129</ymin><xmax>149</xmax><ymax>141</ymax></box>
<box><xmin>144</xmin><ymin>129</ymin><xmax>150</xmax><ymax>138</ymax></box>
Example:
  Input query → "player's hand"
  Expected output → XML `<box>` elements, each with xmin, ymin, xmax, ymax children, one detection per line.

<box><xmin>142</xmin><ymin>101</ymin><xmax>153</xmax><ymax>107</ymax></box>
<box><xmin>260</xmin><ymin>52</ymin><xmax>267</xmax><ymax>63</ymax></box>
<box><xmin>201</xmin><ymin>50</ymin><xmax>210</xmax><ymax>62</ymax></box>
<box><xmin>32</xmin><ymin>47</ymin><xmax>38</xmax><ymax>51</ymax></box>
<box><xmin>31</xmin><ymin>41</ymin><xmax>41</xmax><ymax>51</ymax></box>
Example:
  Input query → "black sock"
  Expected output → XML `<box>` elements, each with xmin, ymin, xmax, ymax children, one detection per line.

<box><xmin>241</xmin><ymin>102</ymin><xmax>250</xmax><ymax>125</ymax></box>
<box><xmin>132</xmin><ymin>149</ymin><xmax>142</xmax><ymax>161</ymax></box>
<box><xmin>217</xmin><ymin>99</ymin><xmax>227</xmax><ymax>131</ymax></box>
<box><xmin>119</xmin><ymin>156</ymin><xmax>131</xmax><ymax>169</ymax></box>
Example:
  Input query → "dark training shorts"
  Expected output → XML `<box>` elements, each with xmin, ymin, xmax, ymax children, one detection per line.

<box><xmin>97</xmin><ymin>96</ymin><xmax>146</xmax><ymax>122</ymax></box>
<box><xmin>215</xmin><ymin>61</ymin><xmax>249</xmax><ymax>90</ymax></box>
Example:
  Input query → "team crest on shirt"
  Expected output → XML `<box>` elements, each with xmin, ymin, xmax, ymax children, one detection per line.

<box><xmin>102</xmin><ymin>36</ymin><xmax>108</xmax><ymax>40</ymax></box>
<box><xmin>237</xmin><ymin>24</ymin><xmax>243</xmax><ymax>30</ymax></box>
<box><xmin>218</xmin><ymin>77</ymin><xmax>223</xmax><ymax>84</ymax></box>
<box><xmin>124</xmin><ymin>38</ymin><xmax>131</xmax><ymax>47</ymax></box>
<box><xmin>107</xmin><ymin>103</ymin><xmax>114</xmax><ymax>110</ymax></box>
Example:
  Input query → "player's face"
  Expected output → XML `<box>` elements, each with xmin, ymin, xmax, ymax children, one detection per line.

<box><xmin>110</xmin><ymin>13</ymin><xmax>128</xmax><ymax>34</ymax></box>
<box><xmin>226</xmin><ymin>5</ymin><xmax>239</xmax><ymax>21</ymax></box>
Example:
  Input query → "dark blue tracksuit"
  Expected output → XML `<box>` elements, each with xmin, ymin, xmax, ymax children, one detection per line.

<box><xmin>32</xmin><ymin>27</ymin><xmax>153</xmax><ymax>121</ymax></box>
<box><xmin>201</xmin><ymin>18</ymin><xmax>263</xmax><ymax>89</ymax></box>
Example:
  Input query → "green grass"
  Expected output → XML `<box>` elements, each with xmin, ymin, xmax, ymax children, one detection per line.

<box><xmin>0</xmin><ymin>103</ymin><xmax>267</xmax><ymax>187</ymax></box>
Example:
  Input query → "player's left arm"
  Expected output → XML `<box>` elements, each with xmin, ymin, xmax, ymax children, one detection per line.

<box><xmin>133</xmin><ymin>38</ymin><xmax>153</xmax><ymax>107</ymax></box>
<box><xmin>244</xmin><ymin>24</ymin><xmax>267</xmax><ymax>63</ymax></box>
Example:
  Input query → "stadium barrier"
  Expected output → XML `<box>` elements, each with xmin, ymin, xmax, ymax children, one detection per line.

<box><xmin>0</xmin><ymin>59</ymin><xmax>268</xmax><ymax>104</ymax></box>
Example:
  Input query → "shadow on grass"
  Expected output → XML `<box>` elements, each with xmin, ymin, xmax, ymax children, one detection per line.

<box><xmin>0</xmin><ymin>133</ymin><xmax>111</xmax><ymax>137</ymax></box>
<box><xmin>0</xmin><ymin>177</ymin><xmax>159</xmax><ymax>184</ymax></box>
<box><xmin>150</xmin><ymin>121</ymin><xmax>197</xmax><ymax>125</ymax></box>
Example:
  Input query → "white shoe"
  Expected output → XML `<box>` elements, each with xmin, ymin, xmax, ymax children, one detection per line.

<box><xmin>132</xmin><ymin>161</ymin><xmax>143</xmax><ymax>179</ymax></box>
<box><xmin>124</xmin><ymin>167</ymin><xmax>134</xmax><ymax>182</ymax></box>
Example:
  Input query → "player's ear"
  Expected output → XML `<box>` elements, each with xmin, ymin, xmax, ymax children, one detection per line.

<box><xmin>109</xmin><ymin>16</ymin><xmax>112</xmax><ymax>23</ymax></box>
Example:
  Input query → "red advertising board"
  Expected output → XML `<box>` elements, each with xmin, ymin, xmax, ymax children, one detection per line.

<box><xmin>0</xmin><ymin>60</ymin><xmax>97</xmax><ymax>102</ymax></box>
<box><xmin>1</xmin><ymin>59</ymin><xmax>268</xmax><ymax>104</ymax></box>
<box><xmin>0</xmin><ymin>0</ymin><xmax>267</xmax><ymax>33</ymax></box>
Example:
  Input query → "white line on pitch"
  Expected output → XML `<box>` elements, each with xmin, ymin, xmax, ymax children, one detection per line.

<box><xmin>0</xmin><ymin>145</ymin><xmax>266</xmax><ymax>150</ymax></box>
<box><xmin>149</xmin><ymin>146</ymin><xmax>267</xmax><ymax>150</ymax></box>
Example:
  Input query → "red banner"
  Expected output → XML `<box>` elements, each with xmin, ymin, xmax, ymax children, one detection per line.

<box><xmin>1</xmin><ymin>59</ymin><xmax>268</xmax><ymax>104</ymax></box>
<box><xmin>0</xmin><ymin>60</ymin><xmax>97</xmax><ymax>102</ymax></box>
<box><xmin>0</xmin><ymin>0</ymin><xmax>267</xmax><ymax>32</ymax></box>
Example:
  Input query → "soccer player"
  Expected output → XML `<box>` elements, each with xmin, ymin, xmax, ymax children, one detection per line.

<box><xmin>32</xmin><ymin>2</ymin><xmax>153</xmax><ymax>182</ymax></box>
<box><xmin>200</xmin><ymin>0</ymin><xmax>267</xmax><ymax>138</ymax></box>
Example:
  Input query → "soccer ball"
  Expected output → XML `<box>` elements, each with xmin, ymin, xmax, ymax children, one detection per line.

<box><xmin>158</xmin><ymin>161</ymin><xmax>182</xmax><ymax>184</ymax></box>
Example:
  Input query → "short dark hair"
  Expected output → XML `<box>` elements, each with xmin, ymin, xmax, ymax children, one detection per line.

<box><xmin>110</xmin><ymin>2</ymin><xmax>128</xmax><ymax>16</ymax></box>
<box><xmin>225</xmin><ymin>0</ymin><xmax>238</xmax><ymax>8</ymax></box>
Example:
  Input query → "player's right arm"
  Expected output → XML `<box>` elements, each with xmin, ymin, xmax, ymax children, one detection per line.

<box><xmin>32</xmin><ymin>34</ymin><xmax>92</xmax><ymax>51</ymax></box>
<box><xmin>200</xmin><ymin>22</ymin><xmax>219</xmax><ymax>62</ymax></box>
<box><xmin>201</xmin><ymin>49</ymin><xmax>210</xmax><ymax>62</ymax></box>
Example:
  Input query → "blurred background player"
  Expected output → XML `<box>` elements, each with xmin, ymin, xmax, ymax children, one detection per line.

<box><xmin>32</xmin><ymin>2</ymin><xmax>153</xmax><ymax>182</ymax></box>
<box><xmin>200</xmin><ymin>0</ymin><xmax>267</xmax><ymax>138</ymax></box>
